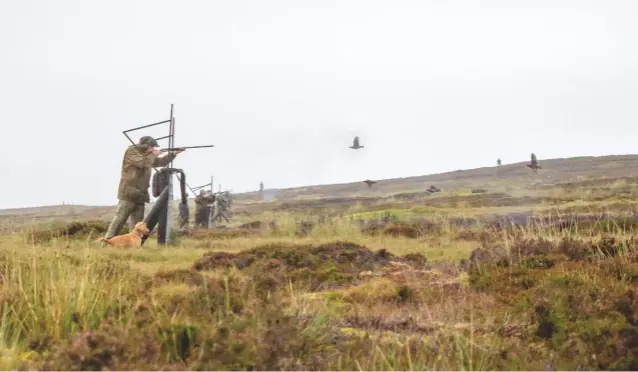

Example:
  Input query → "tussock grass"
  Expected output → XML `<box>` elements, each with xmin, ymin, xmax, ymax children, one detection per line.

<box><xmin>2</xmin><ymin>180</ymin><xmax>638</xmax><ymax>369</ymax></box>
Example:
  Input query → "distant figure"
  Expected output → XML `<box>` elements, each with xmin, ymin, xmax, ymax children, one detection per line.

<box><xmin>363</xmin><ymin>179</ymin><xmax>377</xmax><ymax>188</ymax></box>
<box><xmin>211</xmin><ymin>191</ymin><xmax>232</xmax><ymax>225</ymax></box>
<box><xmin>350</xmin><ymin>136</ymin><xmax>364</xmax><ymax>150</ymax></box>
<box><xmin>426</xmin><ymin>185</ymin><xmax>441</xmax><ymax>193</ymax></box>
<box><xmin>497</xmin><ymin>158</ymin><xmax>502</xmax><ymax>166</ymax></box>
<box><xmin>259</xmin><ymin>181</ymin><xmax>264</xmax><ymax>193</ymax></box>
<box><xmin>527</xmin><ymin>153</ymin><xmax>542</xmax><ymax>172</ymax></box>
<box><xmin>194</xmin><ymin>190</ymin><xmax>215</xmax><ymax>228</ymax></box>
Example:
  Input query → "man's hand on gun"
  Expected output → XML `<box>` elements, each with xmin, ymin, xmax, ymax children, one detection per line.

<box><xmin>153</xmin><ymin>147</ymin><xmax>185</xmax><ymax>156</ymax></box>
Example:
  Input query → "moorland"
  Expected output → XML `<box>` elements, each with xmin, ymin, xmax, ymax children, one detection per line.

<box><xmin>2</xmin><ymin>155</ymin><xmax>638</xmax><ymax>370</ymax></box>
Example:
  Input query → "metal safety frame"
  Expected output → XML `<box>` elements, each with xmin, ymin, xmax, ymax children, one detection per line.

<box><xmin>122</xmin><ymin>104</ymin><xmax>215</xmax><ymax>245</ymax></box>
<box><xmin>122</xmin><ymin>104</ymin><xmax>182</xmax><ymax>245</ymax></box>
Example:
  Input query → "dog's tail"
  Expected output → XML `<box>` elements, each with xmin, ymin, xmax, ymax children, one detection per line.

<box><xmin>98</xmin><ymin>237</ymin><xmax>112</xmax><ymax>245</ymax></box>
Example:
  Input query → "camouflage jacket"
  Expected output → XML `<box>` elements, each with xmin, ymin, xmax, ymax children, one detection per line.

<box><xmin>117</xmin><ymin>145</ymin><xmax>177</xmax><ymax>204</ymax></box>
<box><xmin>195</xmin><ymin>193</ymin><xmax>215</xmax><ymax>207</ymax></box>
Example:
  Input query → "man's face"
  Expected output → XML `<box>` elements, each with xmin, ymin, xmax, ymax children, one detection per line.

<box><xmin>147</xmin><ymin>145</ymin><xmax>156</xmax><ymax>153</ymax></box>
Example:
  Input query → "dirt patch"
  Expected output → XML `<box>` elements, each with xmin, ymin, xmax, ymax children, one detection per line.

<box><xmin>238</xmin><ymin>220</ymin><xmax>277</xmax><ymax>230</ymax></box>
<box><xmin>455</xmin><ymin>229</ymin><xmax>499</xmax><ymax>243</ymax></box>
<box><xmin>28</xmin><ymin>220</ymin><xmax>115</xmax><ymax>243</ymax></box>
<box><xmin>192</xmin><ymin>242</ymin><xmax>426</xmax><ymax>291</ymax></box>
<box><xmin>467</xmin><ymin>245</ymin><xmax>511</xmax><ymax>268</ymax></box>
<box><xmin>193</xmin><ymin>251</ymin><xmax>255</xmax><ymax>271</ymax></box>
<box><xmin>181</xmin><ymin>228</ymin><xmax>255</xmax><ymax>240</ymax></box>
<box><xmin>362</xmin><ymin>220</ymin><xmax>443</xmax><ymax>239</ymax></box>
<box><xmin>341</xmin><ymin>313</ymin><xmax>425</xmax><ymax>333</ymax></box>
<box><xmin>382</xmin><ymin>224</ymin><xmax>421</xmax><ymax>238</ymax></box>
<box><xmin>511</xmin><ymin>238</ymin><xmax>555</xmax><ymax>257</ymax></box>
<box><xmin>359</xmin><ymin>219</ymin><xmax>391</xmax><ymax>235</ymax></box>
<box><xmin>401</xmin><ymin>253</ymin><xmax>428</xmax><ymax>266</ymax></box>
<box><xmin>238</xmin><ymin>221</ymin><xmax>263</xmax><ymax>229</ymax></box>
<box><xmin>363</xmin><ymin>217</ymin><xmax>480</xmax><ymax>239</ymax></box>
<box><xmin>153</xmin><ymin>269</ymin><xmax>206</xmax><ymax>287</ymax></box>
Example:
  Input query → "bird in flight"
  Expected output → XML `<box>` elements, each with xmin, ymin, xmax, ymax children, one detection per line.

<box><xmin>349</xmin><ymin>136</ymin><xmax>364</xmax><ymax>150</ymax></box>
<box><xmin>526</xmin><ymin>153</ymin><xmax>542</xmax><ymax>172</ymax></box>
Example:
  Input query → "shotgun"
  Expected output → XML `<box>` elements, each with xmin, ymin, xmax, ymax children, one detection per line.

<box><xmin>160</xmin><ymin>145</ymin><xmax>215</xmax><ymax>152</ymax></box>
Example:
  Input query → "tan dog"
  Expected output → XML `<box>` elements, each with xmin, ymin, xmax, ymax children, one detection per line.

<box><xmin>100</xmin><ymin>222</ymin><xmax>150</xmax><ymax>248</ymax></box>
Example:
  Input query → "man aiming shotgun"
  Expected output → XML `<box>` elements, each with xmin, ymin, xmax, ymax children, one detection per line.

<box><xmin>103</xmin><ymin>136</ymin><xmax>185</xmax><ymax>244</ymax></box>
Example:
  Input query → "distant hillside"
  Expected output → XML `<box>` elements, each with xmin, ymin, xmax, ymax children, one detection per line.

<box><xmin>2</xmin><ymin>154</ymin><xmax>638</xmax><ymax>226</ymax></box>
<box><xmin>237</xmin><ymin>154</ymin><xmax>638</xmax><ymax>202</ymax></box>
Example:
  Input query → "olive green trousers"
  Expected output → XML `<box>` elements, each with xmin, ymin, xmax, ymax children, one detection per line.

<box><xmin>104</xmin><ymin>200</ymin><xmax>145</xmax><ymax>239</ymax></box>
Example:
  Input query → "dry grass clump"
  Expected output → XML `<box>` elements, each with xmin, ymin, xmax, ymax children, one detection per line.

<box><xmin>191</xmin><ymin>241</ymin><xmax>426</xmax><ymax>292</ymax></box>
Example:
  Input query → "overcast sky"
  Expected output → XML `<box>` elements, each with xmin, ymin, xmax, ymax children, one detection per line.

<box><xmin>1</xmin><ymin>0</ymin><xmax>637</xmax><ymax>209</ymax></box>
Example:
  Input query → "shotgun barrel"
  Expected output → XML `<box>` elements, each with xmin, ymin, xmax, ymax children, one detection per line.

<box><xmin>160</xmin><ymin>145</ymin><xmax>215</xmax><ymax>152</ymax></box>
